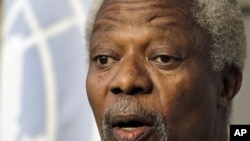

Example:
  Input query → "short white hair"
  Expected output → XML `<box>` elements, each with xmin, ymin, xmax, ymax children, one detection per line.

<box><xmin>85</xmin><ymin>0</ymin><xmax>246</xmax><ymax>71</ymax></box>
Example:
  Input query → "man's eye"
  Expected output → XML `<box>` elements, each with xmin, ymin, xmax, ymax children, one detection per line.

<box><xmin>95</xmin><ymin>55</ymin><xmax>116</xmax><ymax>65</ymax></box>
<box><xmin>154</xmin><ymin>55</ymin><xmax>174</xmax><ymax>64</ymax></box>
<box><xmin>151</xmin><ymin>55</ymin><xmax>181</xmax><ymax>70</ymax></box>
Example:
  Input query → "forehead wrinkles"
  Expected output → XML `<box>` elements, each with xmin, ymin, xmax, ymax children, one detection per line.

<box><xmin>94</xmin><ymin>0</ymin><xmax>193</xmax><ymax>31</ymax></box>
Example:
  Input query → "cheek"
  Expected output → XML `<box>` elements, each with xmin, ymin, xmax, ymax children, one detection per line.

<box><xmin>155</xmin><ymin>70</ymin><xmax>218</xmax><ymax>139</ymax></box>
<box><xmin>86</xmin><ymin>71</ymin><xmax>109</xmax><ymax>123</ymax></box>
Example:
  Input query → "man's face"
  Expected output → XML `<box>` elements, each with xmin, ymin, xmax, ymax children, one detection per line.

<box><xmin>86</xmin><ymin>0</ymin><xmax>223</xmax><ymax>140</ymax></box>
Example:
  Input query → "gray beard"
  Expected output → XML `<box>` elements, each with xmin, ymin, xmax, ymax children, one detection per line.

<box><xmin>102</xmin><ymin>96</ymin><xmax>168</xmax><ymax>141</ymax></box>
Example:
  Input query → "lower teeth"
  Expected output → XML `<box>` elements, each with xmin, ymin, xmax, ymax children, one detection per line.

<box><xmin>122</xmin><ymin>127</ymin><xmax>137</xmax><ymax>131</ymax></box>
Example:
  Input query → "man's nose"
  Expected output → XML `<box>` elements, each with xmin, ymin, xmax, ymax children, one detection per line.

<box><xmin>108</xmin><ymin>57</ymin><xmax>153</xmax><ymax>95</ymax></box>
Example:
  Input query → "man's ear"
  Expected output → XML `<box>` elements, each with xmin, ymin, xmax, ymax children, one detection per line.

<box><xmin>218</xmin><ymin>66</ymin><xmax>243</xmax><ymax>107</ymax></box>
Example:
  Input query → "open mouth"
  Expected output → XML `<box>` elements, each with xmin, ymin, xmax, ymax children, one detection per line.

<box><xmin>111</xmin><ymin>115</ymin><xmax>153</xmax><ymax>141</ymax></box>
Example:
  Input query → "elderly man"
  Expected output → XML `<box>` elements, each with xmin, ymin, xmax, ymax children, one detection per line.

<box><xmin>85</xmin><ymin>0</ymin><xmax>246</xmax><ymax>140</ymax></box>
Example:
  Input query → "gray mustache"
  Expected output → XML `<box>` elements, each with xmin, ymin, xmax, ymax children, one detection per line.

<box><xmin>102</xmin><ymin>96</ymin><xmax>168</xmax><ymax>141</ymax></box>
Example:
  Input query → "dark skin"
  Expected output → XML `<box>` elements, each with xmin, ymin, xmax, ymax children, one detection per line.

<box><xmin>86</xmin><ymin>0</ymin><xmax>243</xmax><ymax>140</ymax></box>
